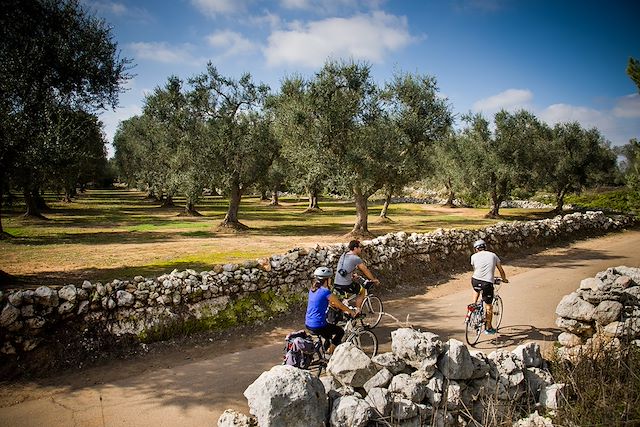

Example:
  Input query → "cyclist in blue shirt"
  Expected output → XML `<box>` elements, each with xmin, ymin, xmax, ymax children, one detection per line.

<box><xmin>305</xmin><ymin>266</ymin><xmax>355</xmax><ymax>354</ymax></box>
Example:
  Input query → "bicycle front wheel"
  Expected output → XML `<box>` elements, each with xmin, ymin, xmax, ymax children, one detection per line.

<box><xmin>465</xmin><ymin>311</ymin><xmax>482</xmax><ymax>347</ymax></box>
<box><xmin>348</xmin><ymin>330</ymin><xmax>378</xmax><ymax>357</ymax></box>
<box><xmin>361</xmin><ymin>295</ymin><xmax>383</xmax><ymax>328</ymax></box>
<box><xmin>492</xmin><ymin>296</ymin><xmax>503</xmax><ymax>330</ymax></box>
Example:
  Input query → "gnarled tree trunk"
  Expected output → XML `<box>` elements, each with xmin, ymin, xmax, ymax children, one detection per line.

<box><xmin>303</xmin><ymin>189</ymin><xmax>321</xmax><ymax>213</ymax></box>
<box><xmin>379</xmin><ymin>190</ymin><xmax>392</xmax><ymax>219</ymax></box>
<box><xmin>219</xmin><ymin>180</ymin><xmax>248</xmax><ymax>230</ymax></box>
<box><xmin>350</xmin><ymin>189</ymin><xmax>373</xmax><ymax>238</ymax></box>
<box><xmin>23</xmin><ymin>188</ymin><xmax>46</xmax><ymax>219</ymax></box>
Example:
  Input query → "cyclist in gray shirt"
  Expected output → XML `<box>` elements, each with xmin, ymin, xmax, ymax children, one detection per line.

<box><xmin>334</xmin><ymin>240</ymin><xmax>380</xmax><ymax>312</ymax></box>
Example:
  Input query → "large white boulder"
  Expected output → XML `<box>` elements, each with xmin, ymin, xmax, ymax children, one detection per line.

<box><xmin>437</xmin><ymin>338</ymin><xmax>474</xmax><ymax>379</ymax></box>
<box><xmin>327</xmin><ymin>342</ymin><xmax>377</xmax><ymax>388</ymax></box>
<box><xmin>330</xmin><ymin>395</ymin><xmax>372</xmax><ymax>427</ymax></box>
<box><xmin>243</xmin><ymin>365</ymin><xmax>327</xmax><ymax>427</ymax></box>
<box><xmin>391</xmin><ymin>328</ymin><xmax>443</xmax><ymax>370</ymax></box>
<box><xmin>556</xmin><ymin>293</ymin><xmax>596</xmax><ymax>322</ymax></box>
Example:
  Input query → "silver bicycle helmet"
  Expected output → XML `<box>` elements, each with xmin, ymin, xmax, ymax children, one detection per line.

<box><xmin>313</xmin><ymin>266</ymin><xmax>333</xmax><ymax>278</ymax></box>
<box><xmin>473</xmin><ymin>239</ymin><xmax>486</xmax><ymax>249</ymax></box>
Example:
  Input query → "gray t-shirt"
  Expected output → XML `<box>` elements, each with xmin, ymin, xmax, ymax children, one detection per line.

<box><xmin>334</xmin><ymin>252</ymin><xmax>363</xmax><ymax>286</ymax></box>
<box><xmin>470</xmin><ymin>250</ymin><xmax>500</xmax><ymax>283</ymax></box>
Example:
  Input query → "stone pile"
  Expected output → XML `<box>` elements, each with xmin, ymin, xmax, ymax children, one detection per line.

<box><xmin>219</xmin><ymin>329</ymin><xmax>558</xmax><ymax>427</ymax></box>
<box><xmin>499</xmin><ymin>200</ymin><xmax>559</xmax><ymax>210</ymax></box>
<box><xmin>0</xmin><ymin>211</ymin><xmax>634</xmax><ymax>357</ymax></box>
<box><xmin>555</xmin><ymin>266</ymin><xmax>640</xmax><ymax>358</ymax></box>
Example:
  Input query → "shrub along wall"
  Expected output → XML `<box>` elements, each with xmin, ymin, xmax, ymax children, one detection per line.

<box><xmin>0</xmin><ymin>211</ymin><xmax>635</xmax><ymax>369</ymax></box>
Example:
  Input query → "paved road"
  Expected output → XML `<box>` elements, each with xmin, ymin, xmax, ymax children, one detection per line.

<box><xmin>1</xmin><ymin>229</ymin><xmax>639</xmax><ymax>427</ymax></box>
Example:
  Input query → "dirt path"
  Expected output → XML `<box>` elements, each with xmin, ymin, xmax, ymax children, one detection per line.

<box><xmin>1</xmin><ymin>230</ymin><xmax>639</xmax><ymax>427</ymax></box>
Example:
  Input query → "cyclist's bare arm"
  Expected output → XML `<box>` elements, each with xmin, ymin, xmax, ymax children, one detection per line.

<box><xmin>356</xmin><ymin>263</ymin><xmax>379</xmax><ymax>283</ymax></box>
<box><xmin>328</xmin><ymin>294</ymin><xmax>356</xmax><ymax>317</ymax></box>
<box><xmin>496</xmin><ymin>262</ymin><xmax>508</xmax><ymax>283</ymax></box>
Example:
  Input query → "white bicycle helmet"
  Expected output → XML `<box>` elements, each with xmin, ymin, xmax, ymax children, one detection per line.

<box><xmin>313</xmin><ymin>266</ymin><xmax>333</xmax><ymax>278</ymax></box>
<box><xmin>473</xmin><ymin>239</ymin><xmax>486</xmax><ymax>249</ymax></box>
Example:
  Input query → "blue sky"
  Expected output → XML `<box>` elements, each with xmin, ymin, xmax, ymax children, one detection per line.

<box><xmin>85</xmin><ymin>0</ymin><xmax>640</xmax><ymax>157</ymax></box>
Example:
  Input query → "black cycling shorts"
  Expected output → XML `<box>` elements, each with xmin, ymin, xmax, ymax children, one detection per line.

<box><xmin>471</xmin><ymin>278</ymin><xmax>494</xmax><ymax>304</ymax></box>
<box><xmin>333</xmin><ymin>281</ymin><xmax>362</xmax><ymax>296</ymax></box>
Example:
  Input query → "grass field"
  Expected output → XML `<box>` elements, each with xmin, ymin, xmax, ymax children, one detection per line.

<box><xmin>0</xmin><ymin>188</ymin><xmax>553</xmax><ymax>286</ymax></box>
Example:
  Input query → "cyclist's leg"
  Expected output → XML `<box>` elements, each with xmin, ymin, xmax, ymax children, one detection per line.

<box><xmin>482</xmin><ymin>283</ymin><xmax>495</xmax><ymax>330</ymax></box>
<box><xmin>470</xmin><ymin>277</ymin><xmax>483</xmax><ymax>305</ymax></box>
<box><xmin>354</xmin><ymin>287</ymin><xmax>366</xmax><ymax>312</ymax></box>
<box><xmin>307</xmin><ymin>325</ymin><xmax>334</xmax><ymax>352</ymax></box>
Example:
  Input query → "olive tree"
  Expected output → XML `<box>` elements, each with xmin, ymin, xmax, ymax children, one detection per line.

<box><xmin>0</xmin><ymin>0</ymin><xmax>130</xmax><ymax>234</ymax></box>
<box><xmin>189</xmin><ymin>64</ymin><xmax>275</xmax><ymax>229</ymax></box>
<box><xmin>271</xmin><ymin>76</ymin><xmax>330</xmax><ymax>212</ymax></box>
<box><xmin>540</xmin><ymin>122</ymin><xmax>617</xmax><ymax>212</ymax></box>
<box><xmin>378</xmin><ymin>72</ymin><xmax>452</xmax><ymax>217</ymax></box>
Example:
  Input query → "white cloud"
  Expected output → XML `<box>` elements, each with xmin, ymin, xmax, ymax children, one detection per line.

<box><xmin>613</xmin><ymin>93</ymin><xmax>640</xmax><ymax>118</ymax></box>
<box><xmin>279</xmin><ymin>0</ymin><xmax>385</xmax><ymax>14</ymax></box>
<box><xmin>538</xmin><ymin>103</ymin><xmax>614</xmax><ymax>131</ymax></box>
<box><xmin>249</xmin><ymin>12</ymin><xmax>283</xmax><ymax>30</ymax></box>
<box><xmin>264</xmin><ymin>11</ymin><xmax>416</xmax><ymax>68</ymax></box>
<box><xmin>280</xmin><ymin>0</ymin><xmax>312</xmax><ymax>9</ymax></box>
<box><xmin>191</xmin><ymin>0</ymin><xmax>247</xmax><ymax>16</ymax></box>
<box><xmin>127</xmin><ymin>42</ymin><xmax>201</xmax><ymax>65</ymax></box>
<box><xmin>206</xmin><ymin>31</ymin><xmax>257</xmax><ymax>56</ymax></box>
<box><xmin>536</xmin><ymin>101</ymin><xmax>639</xmax><ymax>147</ymax></box>
<box><xmin>472</xmin><ymin>89</ymin><xmax>533</xmax><ymax>112</ymax></box>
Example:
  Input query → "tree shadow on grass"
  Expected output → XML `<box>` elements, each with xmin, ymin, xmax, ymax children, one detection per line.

<box><xmin>2</xmin><ymin>261</ymin><xmax>216</xmax><ymax>289</ymax></box>
<box><xmin>3</xmin><ymin>230</ymin><xmax>180</xmax><ymax>246</ymax></box>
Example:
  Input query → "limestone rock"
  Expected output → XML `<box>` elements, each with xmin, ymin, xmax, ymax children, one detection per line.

<box><xmin>330</xmin><ymin>395</ymin><xmax>372</xmax><ymax>427</ymax></box>
<box><xmin>327</xmin><ymin>342</ymin><xmax>377</xmax><ymax>388</ymax></box>
<box><xmin>391</xmin><ymin>328</ymin><xmax>442</xmax><ymax>370</ymax></box>
<box><xmin>243</xmin><ymin>365</ymin><xmax>327</xmax><ymax>427</ymax></box>
<box><xmin>217</xmin><ymin>409</ymin><xmax>257</xmax><ymax>427</ymax></box>
<box><xmin>437</xmin><ymin>338</ymin><xmax>474</xmax><ymax>379</ymax></box>
<box><xmin>555</xmin><ymin>293</ymin><xmax>596</xmax><ymax>322</ymax></box>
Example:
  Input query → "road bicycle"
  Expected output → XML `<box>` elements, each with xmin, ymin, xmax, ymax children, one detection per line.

<box><xmin>340</xmin><ymin>276</ymin><xmax>384</xmax><ymax>328</ymax></box>
<box><xmin>464</xmin><ymin>278</ymin><xmax>504</xmax><ymax>346</ymax></box>
<box><xmin>306</xmin><ymin>311</ymin><xmax>379</xmax><ymax>376</ymax></box>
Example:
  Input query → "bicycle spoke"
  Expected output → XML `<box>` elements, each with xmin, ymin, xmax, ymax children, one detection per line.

<box><xmin>361</xmin><ymin>295</ymin><xmax>383</xmax><ymax>328</ymax></box>
<box><xmin>351</xmin><ymin>330</ymin><xmax>378</xmax><ymax>357</ymax></box>
<box><xmin>465</xmin><ymin>310</ymin><xmax>482</xmax><ymax>346</ymax></box>
<box><xmin>492</xmin><ymin>296</ymin><xmax>503</xmax><ymax>330</ymax></box>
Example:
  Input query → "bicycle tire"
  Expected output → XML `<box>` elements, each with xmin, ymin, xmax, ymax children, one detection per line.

<box><xmin>492</xmin><ymin>296</ymin><xmax>503</xmax><ymax>330</ymax></box>
<box><xmin>348</xmin><ymin>329</ymin><xmax>378</xmax><ymax>357</ymax></box>
<box><xmin>361</xmin><ymin>295</ymin><xmax>383</xmax><ymax>328</ymax></box>
<box><xmin>464</xmin><ymin>310</ymin><xmax>482</xmax><ymax>346</ymax></box>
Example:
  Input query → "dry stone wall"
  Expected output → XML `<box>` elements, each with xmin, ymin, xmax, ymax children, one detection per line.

<box><xmin>219</xmin><ymin>333</ymin><xmax>558</xmax><ymax>427</ymax></box>
<box><xmin>555</xmin><ymin>266</ymin><xmax>640</xmax><ymax>358</ymax></box>
<box><xmin>0</xmin><ymin>211</ymin><xmax>635</xmax><ymax>360</ymax></box>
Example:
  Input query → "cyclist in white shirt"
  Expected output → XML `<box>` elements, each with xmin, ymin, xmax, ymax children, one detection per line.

<box><xmin>470</xmin><ymin>239</ymin><xmax>508</xmax><ymax>334</ymax></box>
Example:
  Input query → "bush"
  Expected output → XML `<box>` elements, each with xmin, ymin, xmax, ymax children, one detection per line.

<box><xmin>549</xmin><ymin>340</ymin><xmax>640</xmax><ymax>426</ymax></box>
<box><xmin>565</xmin><ymin>188</ymin><xmax>640</xmax><ymax>214</ymax></box>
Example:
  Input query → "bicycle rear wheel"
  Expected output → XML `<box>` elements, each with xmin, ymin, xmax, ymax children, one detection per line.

<box><xmin>492</xmin><ymin>296</ymin><xmax>503</xmax><ymax>330</ymax></box>
<box><xmin>465</xmin><ymin>311</ymin><xmax>483</xmax><ymax>346</ymax></box>
<box><xmin>348</xmin><ymin>330</ymin><xmax>378</xmax><ymax>357</ymax></box>
<box><xmin>361</xmin><ymin>295</ymin><xmax>383</xmax><ymax>328</ymax></box>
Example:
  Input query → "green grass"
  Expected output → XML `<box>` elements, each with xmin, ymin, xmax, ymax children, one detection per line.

<box><xmin>0</xmin><ymin>188</ymin><xmax>558</xmax><ymax>285</ymax></box>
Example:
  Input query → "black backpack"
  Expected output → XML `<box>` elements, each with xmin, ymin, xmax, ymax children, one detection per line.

<box><xmin>283</xmin><ymin>330</ymin><xmax>317</xmax><ymax>369</ymax></box>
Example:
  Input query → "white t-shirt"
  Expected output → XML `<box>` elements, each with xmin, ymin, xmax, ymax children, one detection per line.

<box><xmin>470</xmin><ymin>250</ymin><xmax>500</xmax><ymax>283</ymax></box>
